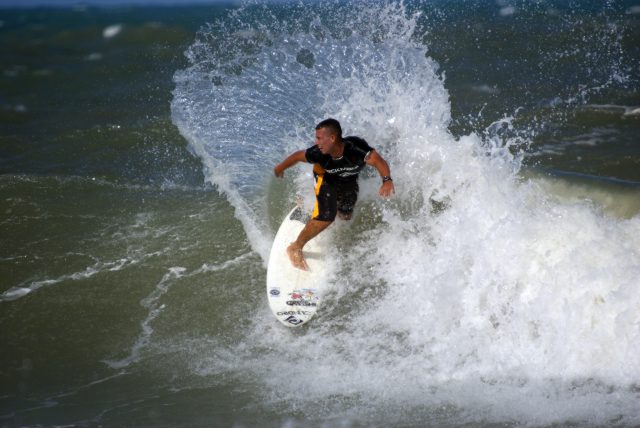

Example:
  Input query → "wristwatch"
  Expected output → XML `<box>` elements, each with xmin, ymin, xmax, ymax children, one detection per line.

<box><xmin>382</xmin><ymin>176</ymin><xmax>393</xmax><ymax>183</ymax></box>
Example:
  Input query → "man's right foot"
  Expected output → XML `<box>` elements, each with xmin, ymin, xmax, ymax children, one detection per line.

<box><xmin>286</xmin><ymin>243</ymin><xmax>309</xmax><ymax>271</ymax></box>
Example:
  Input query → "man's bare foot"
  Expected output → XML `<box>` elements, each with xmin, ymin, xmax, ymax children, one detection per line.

<box><xmin>286</xmin><ymin>243</ymin><xmax>308</xmax><ymax>271</ymax></box>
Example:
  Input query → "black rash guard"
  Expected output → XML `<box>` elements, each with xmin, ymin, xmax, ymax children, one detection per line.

<box><xmin>304</xmin><ymin>136</ymin><xmax>373</xmax><ymax>221</ymax></box>
<box><xmin>304</xmin><ymin>136</ymin><xmax>373</xmax><ymax>183</ymax></box>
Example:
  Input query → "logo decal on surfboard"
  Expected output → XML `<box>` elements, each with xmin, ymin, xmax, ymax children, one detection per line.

<box><xmin>286</xmin><ymin>288</ymin><xmax>318</xmax><ymax>307</ymax></box>
<box><xmin>284</xmin><ymin>315</ymin><xmax>304</xmax><ymax>325</ymax></box>
<box><xmin>269</xmin><ymin>287</ymin><xmax>280</xmax><ymax>297</ymax></box>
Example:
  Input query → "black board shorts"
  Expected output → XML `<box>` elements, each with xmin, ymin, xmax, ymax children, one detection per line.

<box><xmin>312</xmin><ymin>172</ymin><xmax>359</xmax><ymax>222</ymax></box>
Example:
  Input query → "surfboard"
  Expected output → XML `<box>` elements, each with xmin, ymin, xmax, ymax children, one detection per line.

<box><xmin>266</xmin><ymin>205</ymin><xmax>326</xmax><ymax>327</ymax></box>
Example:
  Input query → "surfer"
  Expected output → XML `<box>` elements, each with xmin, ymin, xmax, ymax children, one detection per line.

<box><xmin>274</xmin><ymin>118</ymin><xmax>395</xmax><ymax>270</ymax></box>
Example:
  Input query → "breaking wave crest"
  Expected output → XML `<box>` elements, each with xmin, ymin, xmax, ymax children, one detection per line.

<box><xmin>171</xmin><ymin>1</ymin><xmax>640</xmax><ymax>425</ymax></box>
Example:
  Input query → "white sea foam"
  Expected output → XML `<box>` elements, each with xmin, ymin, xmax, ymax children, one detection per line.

<box><xmin>0</xmin><ymin>257</ymin><xmax>138</xmax><ymax>302</ymax></box>
<box><xmin>0</xmin><ymin>207</ymin><xmax>178</xmax><ymax>303</ymax></box>
<box><xmin>625</xmin><ymin>106</ymin><xmax>640</xmax><ymax>116</ymax></box>
<box><xmin>104</xmin><ymin>267</ymin><xmax>186</xmax><ymax>369</ymax></box>
<box><xmin>499</xmin><ymin>6</ymin><xmax>516</xmax><ymax>16</ymax></box>
<box><xmin>103</xmin><ymin>24</ymin><xmax>122</xmax><ymax>39</ymax></box>
<box><xmin>85</xmin><ymin>52</ymin><xmax>103</xmax><ymax>61</ymax></box>
<box><xmin>1</xmin><ymin>287</ymin><xmax>32</xmax><ymax>300</ymax></box>
<box><xmin>471</xmin><ymin>83</ymin><xmax>500</xmax><ymax>94</ymax></box>
<box><xmin>103</xmin><ymin>253</ymin><xmax>252</xmax><ymax>369</ymax></box>
<box><xmin>172</xmin><ymin>2</ymin><xmax>640</xmax><ymax>425</ymax></box>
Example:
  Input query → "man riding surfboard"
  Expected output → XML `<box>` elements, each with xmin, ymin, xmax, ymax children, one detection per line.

<box><xmin>274</xmin><ymin>118</ymin><xmax>395</xmax><ymax>270</ymax></box>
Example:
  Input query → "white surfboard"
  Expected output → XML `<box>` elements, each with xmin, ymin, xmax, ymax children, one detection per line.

<box><xmin>266</xmin><ymin>205</ymin><xmax>326</xmax><ymax>327</ymax></box>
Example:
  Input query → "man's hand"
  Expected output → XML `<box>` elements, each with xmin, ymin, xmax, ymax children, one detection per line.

<box><xmin>274</xmin><ymin>163</ymin><xmax>285</xmax><ymax>177</ymax></box>
<box><xmin>379</xmin><ymin>180</ymin><xmax>395</xmax><ymax>197</ymax></box>
<box><xmin>365</xmin><ymin>150</ymin><xmax>395</xmax><ymax>198</ymax></box>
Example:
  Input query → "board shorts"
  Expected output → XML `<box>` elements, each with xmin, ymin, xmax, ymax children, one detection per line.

<box><xmin>312</xmin><ymin>165</ymin><xmax>359</xmax><ymax>222</ymax></box>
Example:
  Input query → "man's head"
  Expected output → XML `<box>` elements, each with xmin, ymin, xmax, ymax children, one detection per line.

<box><xmin>315</xmin><ymin>118</ymin><xmax>342</xmax><ymax>139</ymax></box>
<box><xmin>315</xmin><ymin>118</ymin><xmax>342</xmax><ymax>155</ymax></box>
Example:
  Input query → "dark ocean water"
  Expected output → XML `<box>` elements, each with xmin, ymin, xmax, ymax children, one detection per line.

<box><xmin>1</xmin><ymin>1</ymin><xmax>640</xmax><ymax>427</ymax></box>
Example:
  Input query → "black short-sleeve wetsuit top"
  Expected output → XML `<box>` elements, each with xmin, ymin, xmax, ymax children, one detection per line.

<box><xmin>304</xmin><ymin>136</ymin><xmax>373</xmax><ymax>183</ymax></box>
<box><xmin>304</xmin><ymin>136</ymin><xmax>373</xmax><ymax>221</ymax></box>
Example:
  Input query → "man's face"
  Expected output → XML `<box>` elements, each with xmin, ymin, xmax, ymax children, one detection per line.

<box><xmin>315</xmin><ymin>127</ymin><xmax>336</xmax><ymax>154</ymax></box>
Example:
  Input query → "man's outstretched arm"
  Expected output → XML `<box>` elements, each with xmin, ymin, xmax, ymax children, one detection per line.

<box><xmin>274</xmin><ymin>150</ymin><xmax>307</xmax><ymax>177</ymax></box>
<box><xmin>366</xmin><ymin>150</ymin><xmax>395</xmax><ymax>197</ymax></box>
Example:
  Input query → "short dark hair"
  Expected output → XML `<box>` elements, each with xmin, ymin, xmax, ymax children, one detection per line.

<box><xmin>315</xmin><ymin>118</ymin><xmax>342</xmax><ymax>138</ymax></box>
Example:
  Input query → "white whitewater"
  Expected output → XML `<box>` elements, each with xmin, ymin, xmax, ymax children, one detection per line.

<box><xmin>171</xmin><ymin>2</ymin><xmax>640</xmax><ymax>425</ymax></box>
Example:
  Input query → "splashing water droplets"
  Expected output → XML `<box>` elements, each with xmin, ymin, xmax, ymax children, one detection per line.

<box><xmin>171</xmin><ymin>1</ymin><xmax>640</xmax><ymax>425</ymax></box>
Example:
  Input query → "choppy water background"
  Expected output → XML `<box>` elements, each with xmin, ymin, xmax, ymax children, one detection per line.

<box><xmin>1</xmin><ymin>1</ymin><xmax>640</xmax><ymax>426</ymax></box>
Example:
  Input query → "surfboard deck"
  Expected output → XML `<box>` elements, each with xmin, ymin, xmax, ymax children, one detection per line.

<box><xmin>266</xmin><ymin>206</ymin><xmax>326</xmax><ymax>327</ymax></box>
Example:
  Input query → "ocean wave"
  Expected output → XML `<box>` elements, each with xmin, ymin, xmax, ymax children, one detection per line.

<box><xmin>103</xmin><ymin>252</ymin><xmax>254</xmax><ymax>369</ymax></box>
<box><xmin>169</xmin><ymin>1</ymin><xmax>640</xmax><ymax>425</ymax></box>
<box><xmin>0</xmin><ymin>173</ymin><xmax>208</xmax><ymax>193</ymax></box>
<box><xmin>0</xmin><ymin>257</ymin><xmax>139</xmax><ymax>302</ymax></box>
